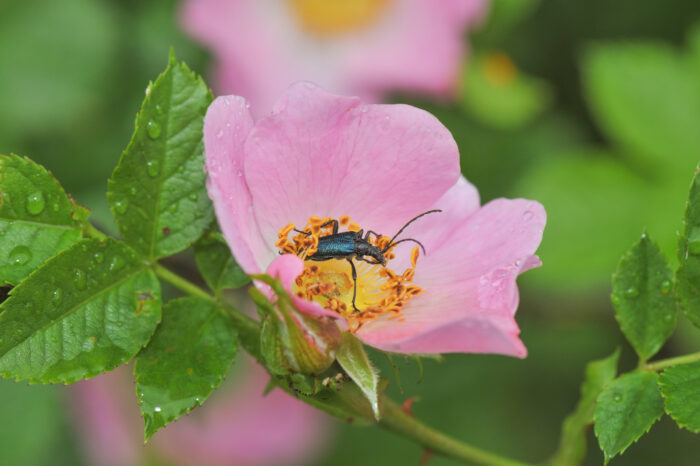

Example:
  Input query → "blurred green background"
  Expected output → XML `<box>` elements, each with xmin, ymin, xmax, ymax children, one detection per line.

<box><xmin>2</xmin><ymin>0</ymin><xmax>700</xmax><ymax>464</ymax></box>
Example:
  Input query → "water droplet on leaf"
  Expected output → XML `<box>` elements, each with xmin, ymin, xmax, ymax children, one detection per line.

<box><xmin>9</xmin><ymin>246</ymin><xmax>32</xmax><ymax>266</ymax></box>
<box><xmin>94</xmin><ymin>252</ymin><xmax>104</xmax><ymax>264</ymax></box>
<box><xmin>661</xmin><ymin>280</ymin><xmax>672</xmax><ymax>295</ymax></box>
<box><xmin>146</xmin><ymin>160</ymin><xmax>160</xmax><ymax>177</ymax></box>
<box><xmin>154</xmin><ymin>406</ymin><xmax>162</xmax><ymax>413</ymax></box>
<box><xmin>168</xmin><ymin>203</ymin><xmax>177</xmax><ymax>213</ymax></box>
<box><xmin>109</xmin><ymin>255</ymin><xmax>125</xmax><ymax>272</ymax></box>
<box><xmin>114</xmin><ymin>200</ymin><xmax>128</xmax><ymax>214</ymax></box>
<box><xmin>51</xmin><ymin>288</ymin><xmax>63</xmax><ymax>305</ymax></box>
<box><xmin>73</xmin><ymin>269</ymin><xmax>87</xmax><ymax>290</ymax></box>
<box><xmin>624</xmin><ymin>287</ymin><xmax>639</xmax><ymax>298</ymax></box>
<box><xmin>611</xmin><ymin>294</ymin><xmax>621</xmax><ymax>306</ymax></box>
<box><xmin>26</xmin><ymin>192</ymin><xmax>45</xmax><ymax>215</ymax></box>
<box><xmin>130</xmin><ymin>187</ymin><xmax>137</xmax><ymax>195</ymax></box>
<box><xmin>147</xmin><ymin>120</ymin><xmax>162</xmax><ymax>139</ymax></box>
<box><xmin>613</xmin><ymin>393</ymin><xmax>622</xmax><ymax>402</ymax></box>
<box><xmin>188</xmin><ymin>193</ymin><xmax>198</xmax><ymax>201</ymax></box>
<box><xmin>687</xmin><ymin>227</ymin><xmax>700</xmax><ymax>255</ymax></box>
<box><xmin>155</xmin><ymin>104</ymin><xmax>163</xmax><ymax>115</ymax></box>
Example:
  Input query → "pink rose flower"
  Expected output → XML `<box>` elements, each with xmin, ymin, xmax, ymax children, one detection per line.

<box><xmin>70</xmin><ymin>358</ymin><xmax>330</xmax><ymax>466</ymax></box>
<box><xmin>180</xmin><ymin>0</ymin><xmax>488</xmax><ymax>116</ymax></box>
<box><xmin>204</xmin><ymin>83</ymin><xmax>545</xmax><ymax>358</ymax></box>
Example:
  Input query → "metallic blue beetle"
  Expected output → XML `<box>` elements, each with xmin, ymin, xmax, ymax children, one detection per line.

<box><xmin>296</xmin><ymin>210</ymin><xmax>441</xmax><ymax>312</ymax></box>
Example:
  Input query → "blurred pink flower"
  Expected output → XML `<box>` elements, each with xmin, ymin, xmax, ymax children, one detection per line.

<box><xmin>180</xmin><ymin>0</ymin><xmax>488</xmax><ymax>116</ymax></box>
<box><xmin>204</xmin><ymin>83</ymin><xmax>545</xmax><ymax>358</ymax></box>
<box><xmin>70</xmin><ymin>357</ymin><xmax>330</xmax><ymax>466</ymax></box>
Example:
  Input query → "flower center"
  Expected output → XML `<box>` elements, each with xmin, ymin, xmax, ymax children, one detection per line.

<box><xmin>277</xmin><ymin>216</ymin><xmax>423</xmax><ymax>332</ymax></box>
<box><xmin>288</xmin><ymin>0</ymin><xmax>393</xmax><ymax>37</ymax></box>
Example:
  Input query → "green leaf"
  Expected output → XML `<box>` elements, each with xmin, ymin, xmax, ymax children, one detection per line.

<box><xmin>659</xmin><ymin>360</ymin><xmax>700</xmax><ymax>432</ymax></box>
<box><xmin>583</xmin><ymin>42</ymin><xmax>700</xmax><ymax>173</ymax></box>
<box><xmin>107</xmin><ymin>52</ymin><xmax>213</xmax><ymax>260</ymax></box>
<box><xmin>594</xmin><ymin>371</ymin><xmax>664</xmax><ymax>462</ymax></box>
<box><xmin>336</xmin><ymin>333</ymin><xmax>380</xmax><ymax>419</ymax></box>
<box><xmin>194</xmin><ymin>231</ymin><xmax>250</xmax><ymax>293</ymax></box>
<box><xmin>135</xmin><ymin>297</ymin><xmax>237</xmax><ymax>440</ymax></box>
<box><xmin>551</xmin><ymin>349</ymin><xmax>620</xmax><ymax>466</ymax></box>
<box><xmin>460</xmin><ymin>52</ymin><xmax>551</xmax><ymax>129</ymax></box>
<box><xmin>611</xmin><ymin>234</ymin><xmax>677</xmax><ymax>360</ymax></box>
<box><xmin>678</xmin><ymin>167</ymin><xmax>700</xmax><ymax>328</ymax></box>
<box><xmin>0</xmin><ymin>154</ymin><xmax>84</xmax><ymax>285</ymax></box>
<box><xmin>0</xmin><ymin>238</ymin><xmax>161</xmax><ymax>384</ymax></box>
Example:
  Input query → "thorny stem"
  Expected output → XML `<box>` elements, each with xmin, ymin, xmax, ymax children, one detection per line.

<box><xmin>643</xmin><ymin>351</ymin><xmax>700</xmax><ymax>372</ymax></box>
<box><xmin>153</xmin><ymin>261</ymin><xmax>534</xmax><ymax>466</ymax></box>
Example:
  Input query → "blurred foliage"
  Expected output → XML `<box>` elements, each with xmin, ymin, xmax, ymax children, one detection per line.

<box><xmin>2</xmin><ymin>0</ymin><xmax>700</xmax><ymax>464</ymax></box>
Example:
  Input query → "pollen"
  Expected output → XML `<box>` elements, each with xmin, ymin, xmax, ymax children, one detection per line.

<box><xmin>276</xmin><ymin>215</ymin><xmax>424</xmax><ymax>332</ymax></box>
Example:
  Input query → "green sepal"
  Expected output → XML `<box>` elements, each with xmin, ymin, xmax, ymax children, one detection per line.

<box><xmin>550</xmin><ymin>349</ymin><xmax>620</xmax><ymax>466</ymax></box>
<box><xmin>611</xmin><ymin>234</ymin><xmax>677</xmax><ymax>360</ymax></box>
<box><xmin>659</xmin><ymin>360</ymin><xmax>700</xmax><ymax>432</ymax></box>
<box><xmin>107</xmin><ymin>51</ymin><xmax>213</xmax><ymax>261</ymax></box>
<box><xmin>593</xmin><ymin>371</ymin><xmax>664</xmax><ymax>462</ymax></box>
<box><xmin>135</xmin><ymin>297</ymin><xmax>238</xmax><ymax>441</ymax></box>
<box><xmin>0</xmin><ymin>154</ymin><xmax>85</xmax><ymax>285</ymax></box>
<box><xmin>336</xmin><ymin>332</ymin><xmax>381</xmax><ymax>420</ymax></box>
<box><xmin>0</xmin><ymin>238</ymin><xmax>161</xmax><ymax>384</ymax></box>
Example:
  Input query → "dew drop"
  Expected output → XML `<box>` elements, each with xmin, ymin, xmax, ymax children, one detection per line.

<box><xmin>94</xmin><ymin>251</ymin><xmax>104</xmax><ymax>264</ymax></box>
<box><xmin>611</xmin><ymin>294</ymin><xmax>621</xmax><ymax>306</ymax></box>
<box><xmin>129</xmin><ymin>187</ymin><xmax>137</xmax><ymax>196</ymax></box>
<box><xmin>26</xmin><ymin>192</ymin><xmax>45</xmax><ymax>215</ymax></box>
<box><xmin>613</xmin><ymin>393</ymin><xmax>622</xmax><ymax>402</ymax></box>
<box><xmin>664</xmin><ymin>313</ymin><xmax>674</xmax><ymax>322</ymax></box>
<box><xmin>155</xmin><ymin>104</ymin><xmax>163</xmax><ymax>115</ymax></box>
<box><xmin>687</xmin><ymin>227</ymin><xmax>700</xmax><ymax>255</ymax></box>
<box><xmin>154</xmin><ymin>406</ymin><xmax>162</xmax><ymax>413</ymax></box>
<box><xmin>661</xmin><ymin>280</ymin><xmax>672</xmax><ymax>295</ymax></box>
<box><xmin>51</xmin><ymin>288</ymin><xmax>63</xmax><ymax>306</ymax></box>
<box><xmin>624</xmin><ymin>287</ymin><xmax>639</xmax><ymax>298</ymax></box>
<box><xmin>9</xmin><ymin>245</ymin><xmax>32</xmax><ymax>266</ymax></box>
<box><xmin>146</xmin><ymin>120</ymin><xmax>162</xmax><ymax>139</ymax></box>
<box><xmin>168</xmin><ymin>203</ymin><xmax>178</xmax><ymax>213</ymax></box>
<box><xmin>188</xmin><ymin>192</ymin><xmax>198</xmax><ymax>201</ymax></box>
<box><xmin>146</xmin><ymin>160</ymin><xmax>160</xmax><ymax>177</ymax></box>
<box><xmin>109</xmin><ymin>255</ymin><xmax>125</xmax><ymax>272</ymax></box>
<box><xmin>52</xmin><ymin>202</ymin><xmax>60</xmax><ymax>212</ymax></box>
<box><xmin>114</xmin><ymin>199</ymin><xmax>128</xmax><ymax>214</ymax></box>
<box><xmin>73</xmin><ymin>269</ymin><xmax>87</xmax><ymax>290</ymax></box>
<box><xmin>523</xmin><ymin>210</ymin><xmax>533</xmax><ymax>221</ymax></box>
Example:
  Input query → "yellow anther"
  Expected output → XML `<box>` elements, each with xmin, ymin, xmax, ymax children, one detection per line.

<box><xmin>339</xmin><ymin>216</ymin><xmax>351</xmax><ymax>226</ymax></box>
<box><xmin>410</xmin><ymin>246</ymin><xmax>420</xmax><ymax>268</ymax></box>
<box><xmin>348</xmin><ymin>222</ymin><xmax>361</xmax><ymax>232</ymax></box>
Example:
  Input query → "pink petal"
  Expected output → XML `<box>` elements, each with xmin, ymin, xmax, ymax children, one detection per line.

<box><xmin>204</xmin><ymin>95</ymin><xmax>272</xmax><ymax>273</ymax></box>
<box><xmin>356</xmin><ymin>199</ymin><xmax>545</xmax><ymax>357</ymax></box>
<box><xmin>345</xmin><ymin>0</ymin><xmax>487</xmax><ymax>98</ymax></box>
<box><xmin>244</xmin><ymin>82</ymin><xmax>460</xmax><ymax>252</ymax></box>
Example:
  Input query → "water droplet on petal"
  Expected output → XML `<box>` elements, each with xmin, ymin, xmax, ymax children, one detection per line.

<box><xmin>26</xmin><ymin>192</ymin><xmax>45</xmax><ymax>215</ymax></box>
<box><xmin>146</xmin><ymin>160</ymin><xmax>160</xmax><ymax>177</ymax></box>
<box><xmin>114</xmin><ymin>200</ymin><xmax>128</xmax><ymax>214</ymax></box>
<box><xmin>73</xmin><ymin>269</ymin><xmax>87</xmax><ymax>290</ymax></box>
<box><xmin>523</xmin><ymin>210</ymin><xmax>533</xmax><ymax>221</ymax></box>
<box><xmin>624</xmin><ymin>287</ymin><xmax>639</xmax><ymax>298</ymax></box>
<box><xmin>9</xmin><ymin>245</ymin><xmax>32</xmax><ymax>265</ymax></box>
<box><xmin>216</xmin><ymin>129</ymin><xmax>224</xmax><ymax>139</ymax></box>
<box><xmin>147</xmin><ymin>120</ymin><xmax>162</xmax><ymax>139</ymax></box>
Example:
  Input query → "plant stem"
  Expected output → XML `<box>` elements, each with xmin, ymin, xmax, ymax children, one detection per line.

<box><xmin>380</xmin><ymin>398</ymin><xmax>535</xmax><ymax>466</ymax></box>
<box><xmin>152</xmin><ymin>263</ymin><xmax>216</xmax><ymax>303</ymax></box>
<box><xmin>644</xmin><ymin>351</ymin><xmax>700</xmax><ymax>371</ymax></box>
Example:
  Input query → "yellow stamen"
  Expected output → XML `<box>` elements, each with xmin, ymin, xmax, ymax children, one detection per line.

<box><xmin>277</xmin><ymin>215</ymin><xmax>425</xmax><ymax>332</ymax></box>
<box><xmin>288</xmin><ymin>0</ymin><xmax>393</xmax><ymax>37</ymax></box>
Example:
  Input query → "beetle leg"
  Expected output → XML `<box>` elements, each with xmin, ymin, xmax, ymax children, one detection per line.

<box><xmin>319</xmin><ymin>219</ymin><xmax>339</xmax><ymax>235</ymax></box>
<box><xmin>346</xmin><ymin>258</ymin><xmax>360</xmax><ymax>312</ymax></box>
<box><xmin>293</xmin><ymin>228</ymin><xmax>311</xmax><ymax>236</ymax></box>
<box><xmin>363</xmin><ymin>230</ymin><xmax>382</xmax><ymax>242</ymax></box>
<box><xmin>358</xmin><ymin>257</ymin><xmax>382</xmax><ymax>265</ymax></box>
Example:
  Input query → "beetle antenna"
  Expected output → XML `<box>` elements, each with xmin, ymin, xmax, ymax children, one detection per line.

<box><xmin>385</xmin><ymin>238</ymin><xmax>427</xmax><ymax>255</ymax></box>
<box><xmin>382</xmin><ymin>209</ymin><xmax>442</xmax><ymax>253</ymax></box>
